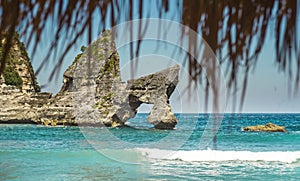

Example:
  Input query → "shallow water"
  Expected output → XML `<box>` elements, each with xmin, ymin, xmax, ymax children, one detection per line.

<box><xmin>1</xmin><ymin>113</ymin><xmax>300</xmax><ymax>180</ymax></box>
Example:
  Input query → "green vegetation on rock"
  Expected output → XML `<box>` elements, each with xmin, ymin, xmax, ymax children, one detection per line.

<box><xmin>99</xmin><ymin>53</ymin><xmax>118</xmax><ymax>78</ymax></box>
<box><xmin>3</xmin><ymin>65</ymin><xmax>23</xmax><ymax>88</ymax></box>
<box><xmin>103</xmin><ymin>93</ymin><xmax>113</xmax><ymax>100</ymax></box>
<box><xmin>73</xmin><ymin>53</ymin><xmax>83</xmax><ymax>63</ymax></box>
<box><xmin>73</xmin><ymin>46</ymin><xmax>87</xmax><ymax>63</ymax></box>
<box><xmin>80</xmin><ymin>46</ymin><xmax>87</xmax><ymax>52</ymax></box>
<box><xmin>92</xmin><ymin>93</ymin><xmax>114</xmax><ymax>116</ymax></box>
<box><xmin>18</xmin><ymin>41</ymin><xmax>41</xmax><ymax>92</ymax></box>
<box><xmin>1</xmin><ymin>32</ymin><xmax>40</xmax><ymax>92</ymax></box>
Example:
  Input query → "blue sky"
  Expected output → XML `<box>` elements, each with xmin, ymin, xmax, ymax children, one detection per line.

<box><xmin>23</xmin><ymin>1</ymin><xmax>300</xmax><ymax>113</ymax></box>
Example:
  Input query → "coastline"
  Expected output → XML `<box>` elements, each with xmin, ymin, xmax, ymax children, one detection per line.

<box><xmin>1</xmin><ymin>113</ymin><xmax>300</xmax><ymax>180</ymax></box>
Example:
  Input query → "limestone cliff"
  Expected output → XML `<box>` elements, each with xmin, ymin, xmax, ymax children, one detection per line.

<box><xmin>0</xmin><ymin>33</ymin><xmax>45</xmax><ymax>123</ymax></box>
<box><xmin>0</xmin><ymin>31</ymin><xmax>180</xmax><ymax>129</ymax></box>
<box><xmin>0</xmin><ymin>32</ymin><xmax>40</xmax><ymax>93</ymax></box>
<box><xmin>127</xmin><ymin>65</ymin><xmax>179</xmax><ymax>129</ymax></box>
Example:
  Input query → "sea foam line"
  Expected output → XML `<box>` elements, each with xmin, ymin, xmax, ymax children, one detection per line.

<box><xmin>135</xmin><ymin>148</ymin><xmax>300</xmax><ymax>163</ymax></box>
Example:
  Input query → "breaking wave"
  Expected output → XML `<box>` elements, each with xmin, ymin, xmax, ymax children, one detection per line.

<box><xmin>134</xmin><ymin>148</ymin><xmax>300</xmax><ymax>163</ymax></box>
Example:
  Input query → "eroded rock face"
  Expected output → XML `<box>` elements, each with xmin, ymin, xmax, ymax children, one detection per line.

<box><xmin>243</xmin><ymin>123</ymin><xmax>287</xmax><ymax>132</ymax></box>
<box><xmin>0</xmin><ymin>30</ymin><xmax>180</xmax><ymax>129</ymax></box>
<box><xmin>0</xmin><ymin>84</ymin><xmax>51</xmax><ymax>124</ymax></box>
<box><xmin>0</xmin><ymin>33</ymin><xmax>40</xmax><ymax>93</ymax></box>
<box><xmin>51</xmin><ymin>30</ymin><xmax>180</xmax><ymax>129</ymax></box>
<box><xmin>127</xmin><ymin>65</ymin><xmax>179</xmax><ymax>129</ymax></box>
<box><xmin>0</xmin><ymin>33</ymin><xmax>44</xmax><ymax>124</ymax></box>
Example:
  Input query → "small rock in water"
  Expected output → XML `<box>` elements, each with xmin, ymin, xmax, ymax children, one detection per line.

<box><xmin>243</xmin><ymin>123</ymin><xmax>286</xmax><ymax>132</ymax></box>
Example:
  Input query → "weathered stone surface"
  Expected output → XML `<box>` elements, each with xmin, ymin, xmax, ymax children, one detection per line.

<box><xmin>0</xmin><ymin>30</ymin><xmax>180</xmax><ymax>129</ymax></box>
<box><xmin>1</xmin><ymin>33</ymin><xmax>40</xmax><ymax>93</ymax></box>
<box><xmin>127</xmin><ymin>65</ymin><xmax>179</xmax><ymax>129</ymax></box>
<box><xmin>0</xmin><ymin>83</ymin><xmax>51</xmax><ymax>123</ymax></box>
<box><xmin>243</xmin><ymin>123</ymin><xmax>287</xmax><ymax>132</ymax></box>
<box><xmin>0</xmin><ymin>33</ymin><xmax>43</xmax><ymax>123</ymax></box>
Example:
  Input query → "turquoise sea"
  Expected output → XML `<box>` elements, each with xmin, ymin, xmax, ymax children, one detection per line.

<box><xmin>1</xmin><ymin>113</ymin><xmax>300</xmax><ymax>180</ymax></box>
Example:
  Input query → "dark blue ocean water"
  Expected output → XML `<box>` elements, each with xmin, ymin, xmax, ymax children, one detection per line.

<box><xmin>1</xmin><ymin>113</ymin><xmax>300</xmax><ymax>180</ymax></box>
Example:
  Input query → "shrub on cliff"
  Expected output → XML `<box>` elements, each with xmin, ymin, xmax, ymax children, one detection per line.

<box><xmin>3</xmin><ymin>66</ymin><xmax>23</xmax><ymax>89</ymax></box>
<box><xmin>1</xmin><ymin>32</ymin><xmax>40</xmax><ymax>92</ymax></box>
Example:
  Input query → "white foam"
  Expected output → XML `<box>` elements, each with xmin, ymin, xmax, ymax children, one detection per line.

<box><xmin>135</xmin><ymin>148</ymin><xmax>300</xmax><ymax>163</ymax></box>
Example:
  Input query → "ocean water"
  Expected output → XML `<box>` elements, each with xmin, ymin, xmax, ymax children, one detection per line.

<box><xmin>1</xmin><ymin>113</ymin><xmax>300</xmax><ymax>180</ymax></box>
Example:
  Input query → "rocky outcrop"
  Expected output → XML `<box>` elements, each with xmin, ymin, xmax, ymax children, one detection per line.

<box><xmin>0</xmin><ymin>30</ymin><xmax>180</xmax><ymax>129</ymax></box>
<box><xmin>0</xmin><ymin>87</ymin><xmax>51</xmax><ymax>124</ymax></box>
<box><xmin>0</xmin><ymin>33</ymin><xmax>45</xmax><ymax>123</ymax></box>
<box><xmin>243</xmin><ymin>123</ymin><xmax>287</xmax><ymax>132</ymax></box>
<box><xmin>1</xmin><ymin>32</ymin><xmax>40</xmax><ymax>93</ymax></box>
<box><xmin>127</xmin><ymin>65</ymin><xmax>179</xmax><ymax>129</ymax></box>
